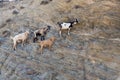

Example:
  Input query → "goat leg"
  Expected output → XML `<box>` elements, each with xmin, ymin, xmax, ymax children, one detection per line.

<box><xmin>33</xmin><ymin>37</ymin><xmax>38</xmax><ymax>43</ymax></box>
<box><xmin>41</xmin><ymin>37</ymin><xmax>43</xmax><ymax>41</ymax></box>
<box><xmin>22</xmin><ymin>40</ymin><xmax>24</xmax><ymax>47</ymax></box>
<box><xmin>68</xmin><ymin>28</ymin><xmax>70</xmax><ymax>35</ymax></box>
<box><xmin>59</xmin><ymin>30</ymin><xmax>62</xmax><ymax>37</ymax></box>
<box><xmin>13</xmin><ymin>41</ymin><xmax>16</xmax><ymax>50</ymax></box>
<box><xmin>34</xmin><ymin>32</ymin><xmax>37</xmax><ymax>38</ymax></box>
<box><xmin>13</xmin><ymin>45</ymin><xmax>16</xmax><ymax>50</ymax></box>
<box><xmin>49</xmin><ymin>45</ymin><xmax>52</xmax><ymax>51</ymax></box>
<box><xmin>43</xmin><ymin>36</ymin><xmax>45</xmax><ymax>40</ymax></box>
<box><xmin>40</xmin><ymin>46</ymin><xmax>43</xmax><ymax>54</ymax></box>
<box><xmin>41</xmin><ymin>36</ymin><xmax>45</xmax><ymax>41</ymax></box>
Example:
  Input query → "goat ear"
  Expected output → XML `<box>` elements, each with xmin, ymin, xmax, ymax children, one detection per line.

<box><xmin>26</xmin><ymin>30</ymin><xmax>30</xmax><ymax>34</ymax></box>
<box><xmin>75</xmin><ymin>19</ymin><xmax>78</xmax><ymax>23</ymax></box>
<box><xmin>75</xmin><ymin>19</ymin><xmax>77</xmax><ymax>21</ymax></box>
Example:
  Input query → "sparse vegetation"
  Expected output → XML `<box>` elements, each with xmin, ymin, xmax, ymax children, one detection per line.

<box><xmin>0</xmin><ymin>0</ymin><xmax>120</xmax><ymax>80</ymax></box>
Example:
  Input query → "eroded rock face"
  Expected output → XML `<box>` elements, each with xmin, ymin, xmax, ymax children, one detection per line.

<box><xmin>0</xmin><ymin>0</ymin><xmax>120</xmax><ymax>80</ymax></box>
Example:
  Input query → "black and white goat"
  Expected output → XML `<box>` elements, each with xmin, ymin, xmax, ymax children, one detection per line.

<box><xmin>57</xmin><ymin>19</ymin><xmax>78</xmax><ymax>37</ymax></box>
<box><xmin>33</xmin><ymin>26</ymin><xmax>51</xmax><ymax>42</ymax></box>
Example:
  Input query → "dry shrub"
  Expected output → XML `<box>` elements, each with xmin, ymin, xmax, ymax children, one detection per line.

<box><xmin>40</xmin><ymin>0</ymin><xmax>52</xmax><ymax>5</ymax></box>
<box><xmin>0</xmin><ymin>23</ymin><xmax>6</xmax><ymax>28</ymax></box>
<box><xmin>2</xmin><ymin>30</ymin><xmax>11</xmax><ymax>37</ymax></box>
<box><xmin>74</xmin><ymin>5</ymin><xmax>82</xmax><ymax>9</ymax></box>
<box><xmin>6</xmin><ymin>18</ymin><xmax>12</xmax><ymax>23</ymax></box>
<box><xmin>65</xmin><ymin>0</ymin><xmax>71</xmax><ymax>3</ymax></box>
<box><xmin>20</xmin><ymin>6</ymin><xmax>25</xmax><ymax>9</ymax></box>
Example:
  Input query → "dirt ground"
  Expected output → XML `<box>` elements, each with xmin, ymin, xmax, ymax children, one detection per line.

<box><xmin>0</xmin><ymin>0</ymin><xmax>120</xmax><ymax>80</ymax></box>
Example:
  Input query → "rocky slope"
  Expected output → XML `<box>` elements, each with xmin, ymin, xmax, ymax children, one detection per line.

<box><xmin>0</xmin><ymin>0</ymin><xmax>120</xmax><ymax>80</ymax></box>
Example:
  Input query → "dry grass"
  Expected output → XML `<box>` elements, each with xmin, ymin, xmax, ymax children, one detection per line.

<box><xmin>0</xmin><ymin>0</ymin><xmax>120</xmax><ymax>80</ymax></box>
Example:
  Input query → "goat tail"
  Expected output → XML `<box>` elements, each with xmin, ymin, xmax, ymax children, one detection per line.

<box><xmin>10</xmin><ymin>36</ymin><xmax>14</xmax><ymax>40</ymax></box>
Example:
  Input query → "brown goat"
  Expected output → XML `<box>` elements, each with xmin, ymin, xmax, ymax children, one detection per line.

<box><xmin>38</xmin><ymin>36</ymin><xmax>56</xmax><ymax>54</ymax></box>
<box><xmin>33</xmin><ymin>26</ymin><xmax>51</xmax><ymax>42</ymax></box>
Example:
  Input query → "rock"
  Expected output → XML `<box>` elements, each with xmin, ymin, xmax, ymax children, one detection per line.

<box><xmin>26</xmin><ymin>69</ymin><xmax>37</xmax><ymax>75</ymax></box>
<box><xmin>6</xmin><ymin>18</ymin><xmax>12</xmax><ymax>23</ymax></box>
<box><xmin>12</xmin><ymin>9</ymin><xmax>19</xmax><ymax>15</ymax></box>
<box><xmin>20</xmin><ymin>6</ymin><xmax>25</xmax><ymax>9</ymax></box>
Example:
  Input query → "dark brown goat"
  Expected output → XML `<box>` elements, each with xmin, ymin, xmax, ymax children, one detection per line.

<box><xmin>33</xmin><ymin>26</ymin><xmax>51</xmax><ymax>42</ymax></box>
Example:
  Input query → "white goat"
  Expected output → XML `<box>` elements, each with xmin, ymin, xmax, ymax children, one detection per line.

<box><xmin>10</xmin><ymin>31</ymin><xmax>29</xmax><ymax>50</ymax></box>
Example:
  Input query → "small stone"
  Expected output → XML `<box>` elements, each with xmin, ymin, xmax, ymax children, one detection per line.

<box><xmin>12</xmin><ymin>9</ymin><xmax>19</xmax><ymax>15</ymax></box>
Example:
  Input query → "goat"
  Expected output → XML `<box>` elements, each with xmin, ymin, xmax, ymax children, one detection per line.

<box><xmin>33</xmin><ymin>26</ymin><xmax>51</xmax><ymax>42</ymax></box>
<box><xmin>57</xmin><ymin>19</ymin><xmax>78</xmax><ymax>37</ymax></box>
<box><xmin>10</xmin><ymin>31</ymin><xmax>29</xmax><ymax>50</ymax></box>
<box><xmin>38</xmin><ymin>36</ymin><xmax>56</xmax><ymax>54</ymax></box>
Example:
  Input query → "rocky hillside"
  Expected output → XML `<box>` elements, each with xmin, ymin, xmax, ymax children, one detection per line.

<box><xmin>0</xmin><ymin>0</ymin><xmax>120</xmax><ymax>80</ymax></box>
